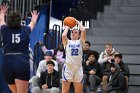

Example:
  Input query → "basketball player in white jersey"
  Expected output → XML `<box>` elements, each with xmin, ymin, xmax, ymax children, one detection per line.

<box><xmin>62</xmin><ymin>19</ymin><xmax>86</xmax><ymax>93</ymax></box>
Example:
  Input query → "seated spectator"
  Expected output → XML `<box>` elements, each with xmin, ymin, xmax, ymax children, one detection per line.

<box><xmin>54</xmin><ymin>43</ymin><xmax>65</xmax><ymax>78</ymax></box>
<box><xmin>107</xmin><ymin>63</ymin><xmax>127</xmax><ymax>93</ymax></box>
<box><xmin>83</xmin><ymin>41</ymin><xmax>92</xmax><ymax>62</ymax></box>
<box><xmin>114</xmin><ymin>54</ymin><xmax>130</xmax><ymax>90</ymax></box>
<box><xmin>36</xmin><ymin>51</ymin><xmax>58</xmax><ymax>77</ymax></box>
<box><xmin>98</xmin><ymin>42</ymin><xmax>118</xmax><ymax>64</ymax></box>
<box><xmin>31</xmin><ymin>51</ymin><xmax>58</xmax><ymax>89</ymax></box>
<box><xmin>98</xmin><ymin>42</ymin><xmax>118</xmax><ymax>92</ymax></box>
<box><xmin>38</xmin><ymin>41</ymin><xmax>65</xmax><ymax>78</ymax></box>
<box><xmin>83</xmin><ymin>51</ymin><xmax>101</xmax><ymax>93</ymax></box>
<box><xmin>54</xmin><ymin>43</ymin><xmax>65</xmax><ymax>64</ymax></box>
<box><xmin>32</xmin><ymin>61</ymin><xmax>60</xmax><ymax>93</ymax></box>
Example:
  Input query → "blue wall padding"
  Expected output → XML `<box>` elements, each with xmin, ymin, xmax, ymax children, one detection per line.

<box><xmin>29</xmin><ymin>5</ymin><xmax>49</xmax><ymax>51</ymax></box>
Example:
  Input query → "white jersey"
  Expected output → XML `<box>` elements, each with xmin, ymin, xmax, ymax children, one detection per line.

<box><xmin>65</xmin><ymin>39</ymin><xmax>84</xmax><ymax>66</ymax></box>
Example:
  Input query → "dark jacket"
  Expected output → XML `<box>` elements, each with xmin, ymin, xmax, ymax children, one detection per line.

<box><xmin>107</xmin><ymin>63</ymin><xmax>127</xmax><ymax>93</ymax></box>
<box><xmin>38</xmin><ymin>69</ymin><xmax>60</xmax><ymax>89</ymax></box>
<box><xmin>100</xmin><ymin>62</ymin><xmax>111</xmax><ymax>77</ymax></box>
<box><xmin>118</xmin><ymin>61</ymin><xmax>130</xmax><ymax>77</ymax></box>
<box><xmin>83</xmin><ymin>60</ymin><xmax>101</xmax><ymax>77</ymax></box>
<box><xmin>82</xmin><ymin>49</ymin><xmax>92</xmax><ymax>62</ymax></box>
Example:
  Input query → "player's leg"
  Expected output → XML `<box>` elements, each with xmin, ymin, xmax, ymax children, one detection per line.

<box><xmin>62</xmin><ymin>64</ymin><xmax>73</xmax><ymax>93</ymax></box>
<box><xmin>8</xmin><ymin>84</ymin><xmax>17</xmax><ymax>93</ymax></box>
<box><xmin>14</xmin><ymin>54</ymin><xmax>30</xmax><ymax>93</ymax></box>
<box><xmin>2</xmin><ymin>55</ymin><xmax>17</xmax><ymax>93</ymax></box>
<box><xmin>62</xmin><ymin>81</ymin><xmax>71</xmax><ymax>93</ymax></box>
<box><xmin>73</xmin><ymin>82</ymin><xmax>83</xmax><ymax>93</ymax></box>
<box><xmin>73</xmin><ymin>66</ymin><xmax>83</xmax><ymax>93</ymax></box>
<box><xmin>15</xmin><ymin>79</ymin><xmax>29</xmax><ymax>93</ymax></box>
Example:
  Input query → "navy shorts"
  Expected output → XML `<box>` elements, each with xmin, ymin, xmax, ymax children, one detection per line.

<box><xmin>2</xmin><ymin>53</ymin><xmax>30</xmax><ymax>84</ymax></box>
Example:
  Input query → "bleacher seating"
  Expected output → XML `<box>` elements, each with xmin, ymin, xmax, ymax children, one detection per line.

<box><xmin>0</xmin><ymin>0</ymin><xmax>140</xmax><ymax>92</ymax></box>
<box><xmin>87</xmin><ymin>0</ymin><xmax>140</xmax><ymax>92</ymax></box>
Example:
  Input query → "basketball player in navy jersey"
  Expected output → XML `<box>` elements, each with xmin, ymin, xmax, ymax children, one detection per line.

<box><xmin>62</xmin><ymin>19</ymin><xmax>86</xmax><ymax>93</ymax></box>
<box><xmin>0</xmin><ymin>5</ymin><xmax>39</xmax><ymax>93</ymax></box>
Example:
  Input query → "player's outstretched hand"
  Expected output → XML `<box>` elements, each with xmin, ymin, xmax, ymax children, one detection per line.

<box><xmin>0</xmin><ymin>4</ymin><xmax>9</xmax><ymax>14</ymax></box>
<box><xmin>31</xmin><ymin>10</ymin><xmax>39</xmax><ymax>23</ymax></box>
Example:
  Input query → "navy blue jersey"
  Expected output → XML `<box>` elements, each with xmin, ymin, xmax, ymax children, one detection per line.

<box><xmin>1</xmin><ymin>25</ymin><xmax>31</xmax><ymax>54</ymax></box>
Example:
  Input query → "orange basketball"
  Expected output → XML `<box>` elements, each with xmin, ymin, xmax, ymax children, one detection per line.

<box><xmin>63</xmin><ymin>17</ymin><xmax>77</xmax><ymax>28</ymax></box>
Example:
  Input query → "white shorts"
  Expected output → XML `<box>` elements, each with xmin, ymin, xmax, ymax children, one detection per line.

<box><xmin>62</xmin><ymin>63</ymin><xmax>83</xmax><ymax>82</ymax></box>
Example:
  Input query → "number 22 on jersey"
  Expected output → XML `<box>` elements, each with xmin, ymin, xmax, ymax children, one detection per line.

<box><xmin>71</xmin><ymin>49</ymin><xmax>78</xmax><ymax>56</ymax></box>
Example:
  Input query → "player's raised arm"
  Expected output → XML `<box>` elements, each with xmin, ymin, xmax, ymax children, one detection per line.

<box><xmin>28</xmin><ymin>10</ymin><xmax>39</xmax><ymax>31</ymax></box>
<box><xmin>0</xmin><ymin>4</ymin><xmax>9</xmax><ymax>26</ymax></box>
<box><xmin>77</xmin><ymin>20</ymin><xmax>86</xmax><ymax>42</ymax></box>
<box><xmin>62</xmin><ymin>26</ymin><xmax>70</xmax><ymax>46</ymax></box>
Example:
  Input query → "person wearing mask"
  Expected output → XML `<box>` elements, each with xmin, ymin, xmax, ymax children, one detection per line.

<box><xmin>54</xmin><ymin>43</ymin><xmax>65</xmax><ymax>78</ymax></box>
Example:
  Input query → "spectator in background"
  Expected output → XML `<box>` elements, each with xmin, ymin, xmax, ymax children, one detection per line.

<box><xmin>54</xmin><ymin>43</ymin><xmax>65</xmax><ymax>78</ymax></box>
<box><xmin>36</xmin><ymin>51</ymin><xmax>58</xmax><ymax>77</ymax></box>
<box><xmin>54</xmin><ymin>43</ymin><xmax>65</xmax><ymax>64</ymax></box>
<box><xmin>98</xmin><ymin>42</ymin><xmax>118</xmax><ymax>64</ymax></box>
<box><xmin>83</xmin><ymin>41</ymin><xmax>92</xmax><ymax>62</ymax></box>
<box><xmin>114</xmin><ymin>54</ymin><xmax>130</xmax><ymax>91</ymax></box>
<box><xmin>32</xmin><ymin>61</ymin><xmax>60</xmax><ymax>93</ymax></box>
<box><xmin>83</xmin><ymin>51</ymin><xmax>101</xmax><ymax>93</ymax></box>
<box><xmin>107</xmin><ymin>63</ymin><xmax>127</xmax><ymax>93</ymax></box>
<box><xmin>98</xmin><ymin>42</ymin><xmax>118</xmax><ymax>92</ymax></box>
<box><xmin>38</xmin><ymin>42</ymin><xmax>65</xmax><ymax>78</ymax></box>
<box><xmin>31</xmin><ymin>51</ymin><xmax>58</xmax><ymax>89</ymax></box>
